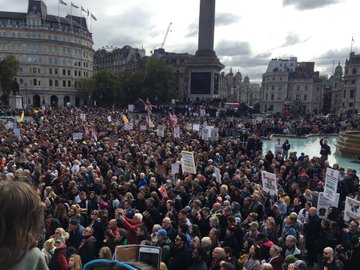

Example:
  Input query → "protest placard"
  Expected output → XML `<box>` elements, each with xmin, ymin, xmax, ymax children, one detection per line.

<box><xmin>193</xmin><ymin>124</ymin><xmax>200</xmax><ymax>131</ymax></box>
<box><xmin>72</xmin><ymin>132</ymin><xmax>83</xmax><ymax>140</ymax></box>
<box><xmin>261</xmin><ymin>171</ymin><xmax>278</xmax><ymax>196</ymax></box>
<box><xmin>171</xmin><ymin>162</ymin><xmax>180</xmax><ymax>175</ymax></box>
<box><xmin>140</xmin><ymin>125</ymin><xmax>147</xmax><ymax>131</ymax></box>
<box><xmin>324</xmin><ymin>168</ymin><xmax>339</xmax><ymax>202</ymax></box>
<box><xmin>317</xmin><ymin>192</ymin><xmax>340</xmax><ymax>219</ymax></box>
<box><xmin>344</xmin><ymin>196</ymin><xmax>360</xmax><ymax>225</ymax></box>
<box><xmin>214</xmin><ymin>167</ymin><xmax>222</xmax><ymax>184</ymax></box>
<box><xmin>157</xmin><ymin>125</ymin><xmax>165</xmax><ymax>137</ymax></box>
<box><xmin>181</xmin><ymin>151</ymin><xmax>196</xmax><ymax>174</ymax></box>
<box><xmin>174</xmin><ymin>126</ymin><xmax>180</xmax><ymax>138</ymax></box>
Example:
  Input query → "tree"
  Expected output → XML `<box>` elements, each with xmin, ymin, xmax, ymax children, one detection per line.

<box><xmin>142</xmin><ymin>58</ymin><xmax>176</xmax><ymax>103</ymax></box>
<box><xmin>121</xmin><ymin>70</ymin><xmax>144</xmax><ymax>105</ymax></box>
<box><xmin>76</xmin><ymin>77</ymin><xmax>97</xmax><ymax>100</ymax></box>
<box><xmin>93</xmin><ymin>70</ymin><xmax>122</xmax><ymax>106</ymax></box>
<box><xmin>0</xmin><ymin>55</ymin><xmax>20</xmax><ymax>98</ymax></box>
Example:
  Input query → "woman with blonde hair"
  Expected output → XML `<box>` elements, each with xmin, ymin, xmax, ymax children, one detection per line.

<box><xmin>99</xmin><ymin>246</ymin><xmax>112</xmax><ymax>260</ymax></box>
<box><xmin>0</xmin><ymin>180</ymin><xmax>48</xmax><ymax>270</ymax></box>
<box><xmin>68</xmin><ymin>254</ymin><xmax>82</xmax><ymax>270</ymax></box>
<box><xmin>52</xmin><ymin>227</ymin><xmax>70</xmax><ymax>241</ymax></box>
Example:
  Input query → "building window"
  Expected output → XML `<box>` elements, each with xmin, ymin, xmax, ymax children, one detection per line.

<box><xmin>352</xmin><ymin>68</ymin><xmax>357</xmax><ymax>74</ymax></box>
<box><xmin>55</xmin><ymin>68</ymin><xmax>58</xmax><ymax>75</ymax></box>
<box><xmin>296</xmin><ymin>86</ymin><xmax>300</xmax><ymax>91</ymax></box>
<box><xmin>68</xmin><ymin>80</ymin><xmax>71</xmax><ymax>87</ymax></box>
<box><xmin>63</xmin><ymin>80</ymin><xmax>66</xmax><ymax>87</ymax></box>
<box><xmin>49</xmin><ymin>68</ymin><xmax>53</xmax><ymax>75</ymax></box>
<box><xmin>350</xmin><ymin>102</ymin><xmax>354</xmax><ymax>107</ymax></box>
<box><xmin>63</xmin><ymin>69</ymin><xmax>66</xmax><ymax>75</ymax></box>
<box><xmin>343</xmin><ymin>90</ymin><xmax>346</xmax><ymax>98</ymax></box>
<box><xmin>55</xmin><ymin>80</ymin><xmax>58</xmax><ymax>86</ymax></box>
<box><xmin>49</xmin><ymin>79</ymin><xmax>53</xmax><ymax>86</ymax></box>
<box><xmin>271</xmin><ymin>94</ymin><xmax>274</xmax><ymax>100</ymax></box>
<box><xmin>304</xmin><ymin>94</ymin><xmax>307</xmax><ymax>101</ymax></box>
<box><xmin>33</xmin><ymin>79</ymin><xmax>37</xmax><ymax>85</ymax></box>
<box><xmin>351</xmin><ymin>79</ymin><xmax>356</xmax><ymax>85</ymax></box>
<box><xmin>350</xmin><ymin>89</ymin><xmax>355</xmax><ymax>98</ymax></box>
<box><xmin>67</xmin><ymin>70</ymin><xmax>70</xmax><ymax>76</ymax></box>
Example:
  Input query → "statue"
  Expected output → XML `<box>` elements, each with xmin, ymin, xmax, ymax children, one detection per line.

<box><xmin>12</xmin><ymin>79</ymin><xmax>20</xmax><ymax>95</ymax></box>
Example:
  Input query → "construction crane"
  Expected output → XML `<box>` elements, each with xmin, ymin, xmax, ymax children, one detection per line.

<box><xmin>161</xmin><ymin>22</ymin><xmax>172</xmax><ymax>49</ymax></box>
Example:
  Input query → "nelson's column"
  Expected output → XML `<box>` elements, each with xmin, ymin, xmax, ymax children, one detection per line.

<box><xmin>187</xmin><ymin>0</ymin><xmax>224</xmax><ymax>100</ymax></box>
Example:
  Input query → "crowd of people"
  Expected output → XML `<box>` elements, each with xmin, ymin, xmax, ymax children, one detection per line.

<box><xmin>0</xmin><ymin>105</ymin><xmax>359</xmax><ymax>270</ymax></box>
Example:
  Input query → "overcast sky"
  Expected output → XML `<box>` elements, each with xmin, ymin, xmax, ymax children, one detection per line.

<box><xmin>1</xmin><ymin>0</ymin><xmax>359</xmax><ymax>82</ymax></box>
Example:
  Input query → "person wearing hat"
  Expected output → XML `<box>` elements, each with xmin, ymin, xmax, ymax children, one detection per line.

<box><xmin>292</xmin><ymin>260</ymin><xmax>307</xmax><ymax>270</ymax></box>
<box><xmin>67</xmin><ymin>218</ymin><xmax>85</xmax><ymax>250</ymax></box>
<box><xmin>48</xmin><ymin>237</ymin><xmax>68</xmax><ymax>270</ymax></box>
<box><xmin>154</xmin><ymin>229</ymin><xmax>173</xmax><ymax>266</ymax></box>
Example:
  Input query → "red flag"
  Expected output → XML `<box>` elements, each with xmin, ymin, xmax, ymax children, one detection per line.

<box><xmin>145</xmin><ymin>97</ymin><xmax>153</xmax><ymax>113</ymax></box>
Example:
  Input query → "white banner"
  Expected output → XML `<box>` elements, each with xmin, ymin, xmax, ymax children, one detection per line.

<box><xmin>261</xmin><ymin>171</ymin><xmax>278</xmax><ymax>196</ymax></box>
<box><xmin>157</xmin><ymin>125</ymin><xmax>165</xmax><ymax>137</ymax></box>
<box><xmin>72</xmin><ymin>132</ymin><xmax>83</xmax><ymax>140</ymax></box>
<box><xmin>324</xmin><ymin>168</ymin><xmax>339</xmax><ymax>202</ymax></box>
<box><xmin>124</xmin><ymin>123</ymin><xmax>133</xmax><ymax>131</ymax></box>
<box><xmin>317</xmin><ymin>192</ymin><xmax>340</xmax><ymax>219</ymax></box>
<box><xmin>171</xmin><ymin>162</ymin><xmax>180</xmax><ymax>175</ymax></box>
<box><xmin>214</xmin><ymin>167</ymin><xmax>222</xmax><ymax>184</ymax></box>
<box><xmin>193</xmin><ymin>124</ymin><xmax>200</xmax><ymax>131</ymax></box>
<box><xmin>128</xmin><ymin>104</ymin><xmax>135</xmax><ymax>112</ymax></box>
<box><xmin>210</xmin><ymin>128</ymin><xmax>219</xmax><ymax>141</ymax></box>
<box><xmin>107</xmin><ymin>115</ymin><xmax>112</xmax><ymax>122</ymax></box>
<box><xmin>201</xmin><ymin>127</ymin><xmax>209</xmax><ymax>141</ymax></box>
<box><xmin>80</xmin><ymin>113</ymin><xmax>86</xmax><ymax>121</ymax></box>
<box><xmin>174</xmin><ymin>126</ymin><xmax>180</xmax><ymax>138</ymax></box>
<box><xmin>181</xmin><ymin>151</ymin><xmax>196</xmax><ymax>174</ymax></box>
<box><xmin>344</xmin><ymin>196</ymin><xmax>360</xmax><ymax>225</ymax></box>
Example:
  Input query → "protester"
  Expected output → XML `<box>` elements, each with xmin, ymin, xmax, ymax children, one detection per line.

<box><xmin>0</xmin><ymin>180</ymin><xmax>48</xmax><ymax>270</ymax></box>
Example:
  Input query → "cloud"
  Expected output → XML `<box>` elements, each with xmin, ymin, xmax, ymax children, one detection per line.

<box><xmin>215</xmin><ymin>40</ymin><xmax>252</xmax><ymax>57</ymax></box>
<box><xmin>185</xmin><ymin>21</ymin><xmax>198</xmax><ymax>38</ymax></box>
<box><xmin>282</xmin><ymin>32</ymin><xmax>301</xmax><ymax>47</ymax></box>
<box><xmin>215</xmin><ymin>12</ymin><xmax>240</xmax><ymax>26</ymax></box>
<box><xmin>283</xmin><ymin>0</ymin><xmax>340</xmax><ymax>10</ymax></box>
<box><xmin>314</xmin><ymin>47</ymin><xmax>349</xmax><ymax>66</ymax></box>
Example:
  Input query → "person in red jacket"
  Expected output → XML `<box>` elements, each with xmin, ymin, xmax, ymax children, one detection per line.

<box><xmin>117</xmin><ymin>210</ymin><xmax>144</xmax><ymax>244</ymax></box>
<box><xmin>48</xmin><ymin>237</ymin><xmax>68</xmax><ymax>270</ymax></box>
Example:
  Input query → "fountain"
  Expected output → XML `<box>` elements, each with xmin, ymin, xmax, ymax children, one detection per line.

<box><xmin>335</xmin><ymin>131</ymin><xmax>360</xmax><ymax>158</ymax></box>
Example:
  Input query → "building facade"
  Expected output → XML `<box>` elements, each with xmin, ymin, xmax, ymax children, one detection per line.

<box><xmin>0</xmin><ymin>0</ymin><xmax>94</xmax><ymax>107</ymax></box>
<box><xmin>219</xmin><ymin>69</ymin><xmax>260</xmax><ymax>105</ymax></box>
<box><xmin>93</xmin><ymin>45</ymin><xmax>146</xmax><ymax>75</ymax></box>
<box><xmin>261</xmin><ymin>57</ymin><xmax>325</xmax><ymax>115</ymax></box>
<box><xmin>341</xmin><ymin>52</ymin><xmax>360</xmax><ymax>116</ymax></box>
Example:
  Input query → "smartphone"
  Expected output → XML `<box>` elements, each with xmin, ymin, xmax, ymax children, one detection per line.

<box><xmin>138</xmin><ymin>246</ymin><xmax>161</xmax><ymax>269</ymax></box>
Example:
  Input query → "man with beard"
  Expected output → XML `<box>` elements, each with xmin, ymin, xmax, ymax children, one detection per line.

<box><xmin>78</xmin><ymin>226</ymin><xmax>97</xmax><ymax>264</ymax></box>
<box><xmin>168</xmin><ymin>233</ymin><xmax>191</xmax><ymax>270</ymax></box>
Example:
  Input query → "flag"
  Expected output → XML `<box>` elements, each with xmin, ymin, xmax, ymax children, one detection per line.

<box><xmin>145</xmin><ymin>97</ymin><xmax>153</xmax><ymax>112</ymax></box>
<box><xmin>19</xmin><ymin>111</ymin><xmax>24</xmax><ymax>122</ymax></box>
<box><xmin>59</xmin><ymin>0</ymin><xmax>67</xmax><ymax>6</ymax></box>
<box><xmin>122</xmin><ymin>114</ymin><xmax>129</xmax><ymax>124</ymax></box>
<box><xmin>352</xmin><ymin>36</ymin><xmax>355</xmax><ymax>43</ymax></box>
<box><xmin>158</xmin><ymin>185</ymin><xmax>168</xmax><ymax>199</ymax></box>
<box><xmin>81</xmin><ymin>6</ymin><xmax>86</xmax><ymax>12</ymax></box>
<box><xmin>71</xmin><ymin>2</ymin><xmax>79</xmax><ymax>8</ymax></box>
<box><xmin>91</xmin><ymin>13</ymin><xmax>97</xmax><ymax>21</ymax></box>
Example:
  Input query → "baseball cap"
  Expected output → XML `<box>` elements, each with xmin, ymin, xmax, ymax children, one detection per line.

<box><xmin>294</xmin><ymin>260</ymin><xmax>307</xmax><ymax>270</ymax></box>
<box><xmin>157</xmin><ymin>229</ymin><xmax>167</xmax><ymax>237</ymax></box>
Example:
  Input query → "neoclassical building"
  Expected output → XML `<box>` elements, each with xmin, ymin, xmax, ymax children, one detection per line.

<box><xmin>260</xmin><ymin>57</ymin><xmax>326</xmax><ymax>115</ymax></box>
<box><xmin>219</xmin><ymin>68</ymin><xmax>260</xmax><ymax>105</ymax></box>
<box><xmin>0</xmin><ymin>0</ymin><xmax>94</xmax><ymax>107</ymax></box>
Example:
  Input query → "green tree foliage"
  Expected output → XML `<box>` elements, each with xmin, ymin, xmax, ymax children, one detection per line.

<box><xmin>0</xmin><ymin>55</ymin><xmax>20</xmax><ymax>97</ymax></box>
<box><xmin>142</xmin><ymin>58</ymin><xmax>176</xmax><ymax>103</ymax></box>
<box><xmin>77</xmin><ymin>77</ymin><xmax>97</xmax><ymax>99</ymax></box>
<box><xmin>121</xmin><ymin>70</ymin><xmax>144</xmax><ymax>105</ymax></box>
<box><xmin>93</xmin><ymin>70</ymin><xmax>122</xmax><ymax>106</ymax></box>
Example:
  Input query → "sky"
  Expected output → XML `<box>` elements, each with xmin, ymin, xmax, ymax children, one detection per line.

<box><xmin>1</xmin><ymin>0</ymin><xmax>360</xmax><ymax>83</ymax></box>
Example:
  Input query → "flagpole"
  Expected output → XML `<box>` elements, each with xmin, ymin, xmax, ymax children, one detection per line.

<box><xmin>70</xmin><ymin>3</ymin><xmax>73</xmax><ymax>31</ymax></box>
<box><xmin>58</xmin><ymin>1</ymin><xmax>60</xmax><ymax>28</ymax></box>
